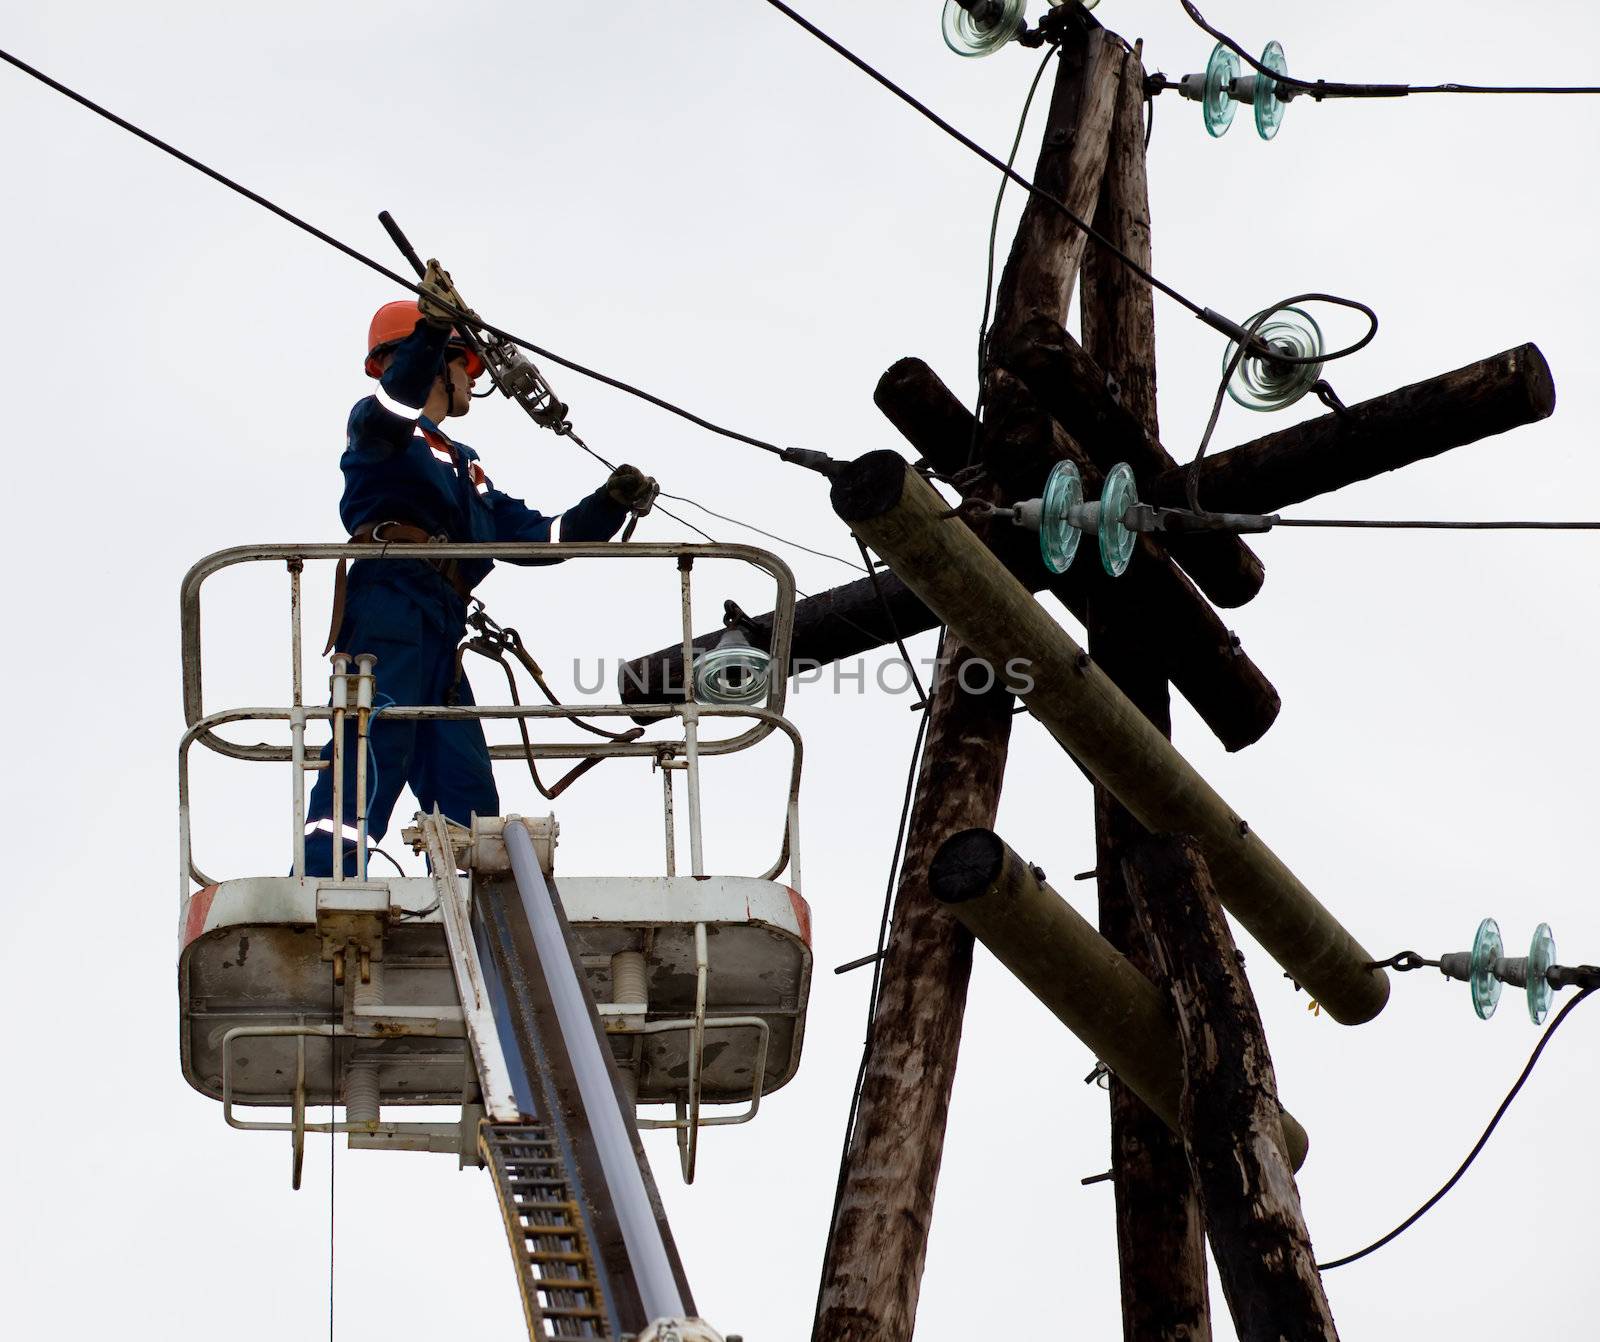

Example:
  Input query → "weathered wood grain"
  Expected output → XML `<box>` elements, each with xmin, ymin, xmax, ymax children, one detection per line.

<box><xmin>878</xmin><ymin>358</ymin><xmax>1280</xmax><ymax>752</ymax></box>
<box><xmin>1081</xmin><ymin>41</ymin><xmax>1212</xmax><ymax>1342</ymax></box>
<box><xmin>1122</xmin><ymin>834</ymin><xmax>1340</xmax><ymax>1342</ymax></box>
<box><xmin>1150</xmin><ymin>342</ymin><xmax>1556</xmax><ymax>513</ymax></box>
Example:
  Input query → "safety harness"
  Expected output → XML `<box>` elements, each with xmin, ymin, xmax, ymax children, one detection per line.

<box><xmin>322</xmin><ymin>520</ymin><xmax>470</xmax><ymax>656</ymax></box>
<box><xmin>324</xmin><ymin>524</ymin><xmax>644</xmax><ymax>802</ymax></box>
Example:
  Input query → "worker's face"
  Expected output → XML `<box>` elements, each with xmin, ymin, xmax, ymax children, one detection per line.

<box><xmin>441</xmin><ymin>351</ymin><xmax>475</xmax><ymax>417</ymax></box>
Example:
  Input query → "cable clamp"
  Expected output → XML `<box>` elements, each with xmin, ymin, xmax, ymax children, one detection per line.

<box><xmin>1122</xmin><ymin>503</ymin><xmax>1279</xmax><ymax>536</ymax></box>
<box><xmin>779</xmin><ymin>446</ymin><xmax>846</xmax><ymax>479</ymax></box>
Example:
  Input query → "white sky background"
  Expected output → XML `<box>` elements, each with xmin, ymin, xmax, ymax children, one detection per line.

<box><xmin>3</xmin><ymin>0</ymin><xmax>1598</xmax><ymax>1336</ymax></box>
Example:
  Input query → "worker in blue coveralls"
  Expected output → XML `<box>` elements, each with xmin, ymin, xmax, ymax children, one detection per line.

<box><xmin>303</xmin><ymin>265</ymin><xmax>657</xmax><ymax>878</ymax></box>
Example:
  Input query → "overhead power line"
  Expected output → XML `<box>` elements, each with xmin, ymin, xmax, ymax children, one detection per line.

<box><xmin>1273</xmin><ymin>518</ymin><xmax>1600</xmax><ymax>531</ymax></box>
<box><xmin>0</xmin><ymin>42</ymin><xmax>886</xmax><ymax>573</ymax></box>
<box><xmin>1318</xmin><ymin>986</ymin><xmax>1596</xmax><ymax>1271</ymax></box>
<box><xmin>1178</xmin><ymin>0</ymin><xmax>1600</xmax><ymax>98</ymax></box>
<box><xmin>18</xmin><ymin>32</ymin><xmax>1593</xmax><ymax>562</ymax></box>
<box><xmin>755</xmin><ymin>0</ymin><xmax>1377</xmax><ymax>370</ymax></box>
<box><xmin>759</xmin><ymin>0</ymin><xmax>1198</xmax><ymax>317</ymax></box>
<box><xmin>0</xmin><ymin>45</ymin><xmax>800</xmax><ymax>464</ymax></box>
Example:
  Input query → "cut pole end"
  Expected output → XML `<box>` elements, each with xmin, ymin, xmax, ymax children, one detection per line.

<box><xmin>830</xmin><ymin>450</ymin><xmax>913</xmax><ymax>525</ymax></box>
<box><xmin>929</xmin><ymin>828</ymin><xmax>1009</xmax><ymax>905</ymax></box>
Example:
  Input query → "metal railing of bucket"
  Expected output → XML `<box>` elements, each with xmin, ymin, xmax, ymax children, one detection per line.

<box><xmin>178</xmin><ymin>542</ymin><xmax>802</xmax><ymax>902</ymax></box>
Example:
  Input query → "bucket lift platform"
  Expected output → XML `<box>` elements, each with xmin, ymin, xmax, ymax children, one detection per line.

<box><xmin>179</xmin><ymin>861</ymin><xmax>813</xmax><ymax>1117</ymax></box>
<box><xmin>566</xmin><ymin>873</ymin><xmax>812</xmax><ymax>1105</ymax></box>
<box><xmin>176</xmin><ymin>540</ymin><xmax>805</xmax><ymax>1338</ymax></box>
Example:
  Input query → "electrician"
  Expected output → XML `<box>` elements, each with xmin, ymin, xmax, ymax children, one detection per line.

<box><xmin>304</xmin><ymin>265</ymin><xmax>657</xmax><ymax>878</ymax></box>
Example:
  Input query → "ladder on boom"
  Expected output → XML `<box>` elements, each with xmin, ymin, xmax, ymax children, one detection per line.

<box><xmin>482</xmin><ymin>1123</ymin><xmax>613</xmax><ymax>1340</ymax></box>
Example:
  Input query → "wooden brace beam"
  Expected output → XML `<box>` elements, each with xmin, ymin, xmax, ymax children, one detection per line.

<box><xmin>878</xmin><ymin>358</ymin><xmax>1280</xmax><ymax>751</ymax></box>
<box><xmin>831</xmin><ymin>449</ymin><xmax>1389</xmax><ymax>1025</ymax></box>
<box><xmin>928</xmin><ymin>827</ymin><xmax>1309</xmax><ymax>1170</ymax></box>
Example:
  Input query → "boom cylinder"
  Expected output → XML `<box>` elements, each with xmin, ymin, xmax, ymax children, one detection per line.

<box><xmin>505</xmin><ymin>820</ymin><xmax>687</xmax><ymax>1322</ymax></box>
<box><xmin>832</xmin><ymin>450</ymin><xmax>1388</xmax><ymax>1024</ymax></box>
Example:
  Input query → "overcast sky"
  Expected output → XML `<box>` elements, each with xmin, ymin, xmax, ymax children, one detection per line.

<box><xmin>4</xmin><ymin>2</ymin><xmax>1599</xmax><ymax>1338</ymax></box>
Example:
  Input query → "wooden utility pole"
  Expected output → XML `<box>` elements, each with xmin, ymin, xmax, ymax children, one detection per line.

<box><xmin>608</xmin><ymin>9</ymin><xmax>1560</xmax><ymax>1337</ymax></box>
<box><xmin>1122</xmin><ymin>834</ymin><xmax>1341</xmax><ymax>1342</ymax></box>
<box><xmin>981</xmin><ymin>20</ymin><xmax>1123</xmax><ymax>357</ymax></box>
<box><xmin>810</xmin><ymin>636</ymin><xmax>1010</xmax><ymax>1342</ymax></box>
<box><xmin>1078</xmin><ymin>42</ymin><xmax>1212</xmax><ymax>1341</ymax></box>
<box><xmin>815</xmin><ymin>15</ymin><xmax>1123</xmax><ymax>1339</ymax></box>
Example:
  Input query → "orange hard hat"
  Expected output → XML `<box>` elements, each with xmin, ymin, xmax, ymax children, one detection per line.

<box><xmin>364</xmin><ymin>300</ymin><xmax>485</xmax><ymax>380</ymax></box>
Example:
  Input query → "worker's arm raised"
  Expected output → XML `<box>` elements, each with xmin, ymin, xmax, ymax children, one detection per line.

<box><xmin>350</xmin><ymin>320</ymin><xmax>453</xmax><ymax>452</ymax></box>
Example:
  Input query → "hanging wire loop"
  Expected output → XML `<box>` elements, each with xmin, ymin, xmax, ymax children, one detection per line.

<box><xmin>1186</xmin><ymin>292</ymin><xmax>1379</xmax><ymax>515</ymax></box>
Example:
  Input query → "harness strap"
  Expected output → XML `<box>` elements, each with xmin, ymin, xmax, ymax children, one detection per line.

<box><xmin>323</xmin><ymin>520</ymin><xmax>472</xmax><ymax>655</ymax></box>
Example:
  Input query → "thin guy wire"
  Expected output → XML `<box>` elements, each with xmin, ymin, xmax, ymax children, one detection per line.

<box><xmin>1318</xmin><ymin>985</ymin><xmax>1596</xmax><ymax>1271</ymax></box>
<box><xmin>856</xmin><ymin>539</ymin><xmax>930</xmax><ymax>705</ymax></box>
<box><xmin>0</xmin><ymin>45</ymin><xmax>793</xmax><ymax>462</ymax></box>
<box><xmin>556</xmin><ymin>427</ymin><xmax>620</xmax><ymax>472</ymax></box>
<box><xmin>647</xmin><ymin>503</ymin><xmax>718</xmax><ymax>546</ymax></box>
<box><xmin>659</xmin><ymin>492</ymin><xmax>867</xmax><ymax>571</ymax></box>
<box><xmin>969</xmin><ymin>43</ymin><xmax>1060</xmax><ymax>468</ymax></box>
<box><xmin>1178</xmin><ymin>1</ymin><xmax>1600</xmax><ymax>97</ymax></box>
<box><xmin>557</xmin><ymin>429</ymin><xmax>721</xmax><ymax>544</ymax></box>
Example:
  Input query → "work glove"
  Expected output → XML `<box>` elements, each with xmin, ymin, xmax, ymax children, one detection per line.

<box><xmin>417</xmin><ymin>258</ymin><xmax>468</xmax><ymax>329</ymax></box>
<box><xmin>605</xmin><ymin>464</ymin><xmax>660</xmax><ymax>515</ymax></box>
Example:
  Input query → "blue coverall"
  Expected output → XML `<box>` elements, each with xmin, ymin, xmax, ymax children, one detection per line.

<box><xmin>304</xmin><ymin>321</ymin><xmax>627</xmax><ymax>877</ymax></box>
